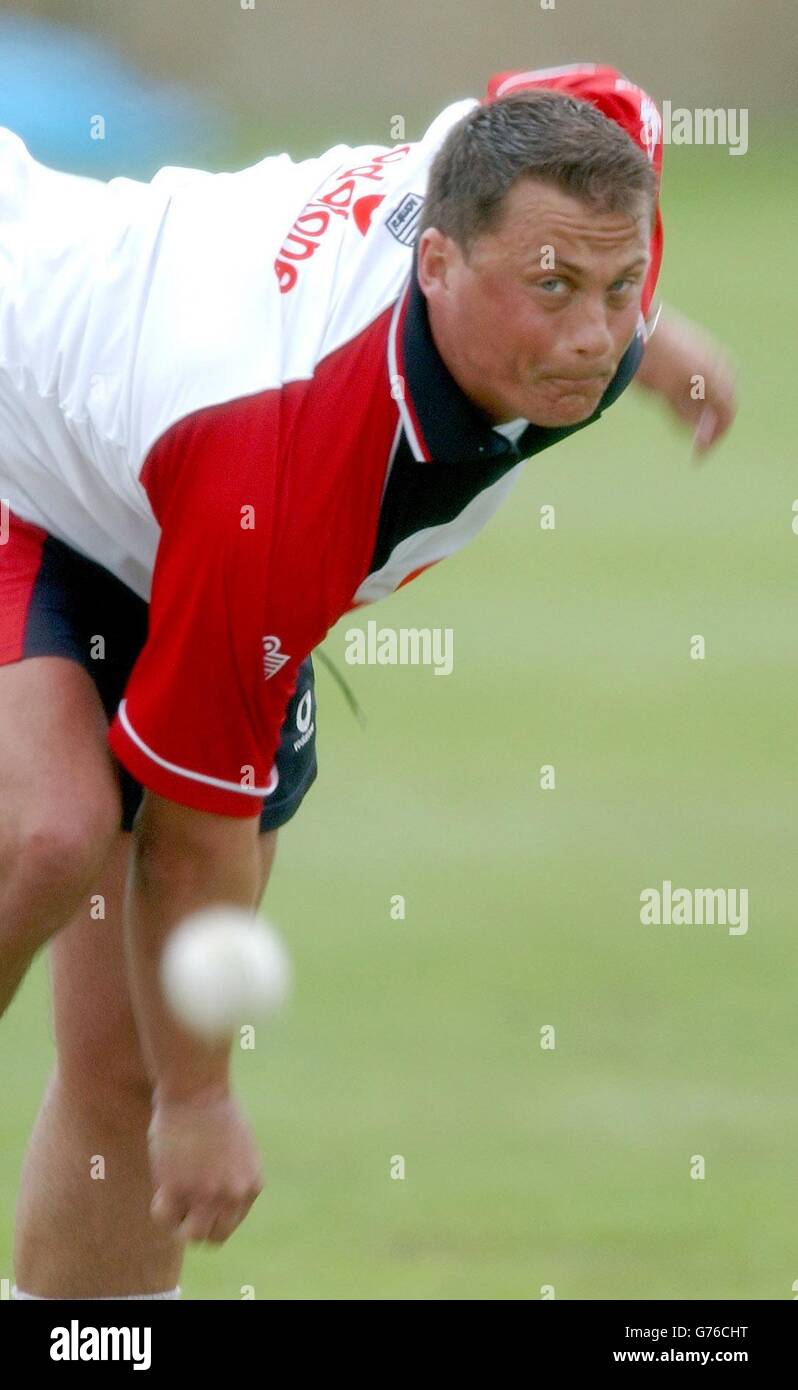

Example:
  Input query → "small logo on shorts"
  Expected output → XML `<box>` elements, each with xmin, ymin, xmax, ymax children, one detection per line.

<box><xmin>263</xmin><ymin>635</ymin><xmax>291</xmax><ymax>680</ymax></box>
<box><xmin>292</xmin><ymin>688</ymin><xmax>315</xmax><ymax>750</ymax></box>
<box><xmin>387</xmin><ymin>193</ymin><xmax>424</xmax><ymax>245</ymax></box>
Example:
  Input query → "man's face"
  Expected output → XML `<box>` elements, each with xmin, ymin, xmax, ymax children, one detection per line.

<box><xmin>417</xmin><ymin>177</ymin><xmax>651</xmax><ymax>428</ymax></box>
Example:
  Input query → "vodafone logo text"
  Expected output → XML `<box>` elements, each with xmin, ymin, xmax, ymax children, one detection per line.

<box><xmin>275</xmin><ymin>146</ymin><xmax>411</xmax><ymax>294</ymax></box>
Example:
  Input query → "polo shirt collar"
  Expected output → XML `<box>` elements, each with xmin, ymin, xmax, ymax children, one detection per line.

<box><xmin>388</xmin><ymin>246</ymin><xmax>643</xmax><ymax>465</ymax></box>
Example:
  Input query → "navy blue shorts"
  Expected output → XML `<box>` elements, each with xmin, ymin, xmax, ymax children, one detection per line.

<box><xmin>0</xmin><ymin>511</ymin><xmax>318</xmax><ymax>833</ymax></box>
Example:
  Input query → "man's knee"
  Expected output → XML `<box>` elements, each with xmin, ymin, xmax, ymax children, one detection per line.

<box><xmin>1</xmin><ymin>793</ymin><xmax>121</xmax><ymax>950</ymax></box>
<box><xmin>0</xmin><ymin>657</ymin><xmax>124</xmax><ymax>947</ymax></box>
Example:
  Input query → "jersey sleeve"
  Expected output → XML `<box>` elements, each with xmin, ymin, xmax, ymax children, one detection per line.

<box><xmin>484</xmin><ymin>64</ymin><xmax>664</xmax><ymax>317</ymax></box>
<box><xmin>108</xmin><ymin>395</ymin><xmax>303</xmax><ymax>818</ymax></box>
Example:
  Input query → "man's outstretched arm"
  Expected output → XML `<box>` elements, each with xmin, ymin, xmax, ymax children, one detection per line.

<box><xmin>634</xmin><ymin>303</ymin><xmax>738</xmax><ymax>457</ymax></box>
<box><xmin>125</xmin><ymin>791</ymin><xmax>265</xmax><ymax>1245</ymax></box>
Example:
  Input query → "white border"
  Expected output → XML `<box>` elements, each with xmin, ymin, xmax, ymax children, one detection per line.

<box><xmin>117</xmin><ymin>700</ymin><xmax>279</xmax><ymax>798</ymax></box>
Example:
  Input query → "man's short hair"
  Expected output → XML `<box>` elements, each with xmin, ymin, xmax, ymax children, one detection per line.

<box><xmin>418</xmin><ymin>90</ymin><xmax>657</xmax><ymax>255</ymax></box>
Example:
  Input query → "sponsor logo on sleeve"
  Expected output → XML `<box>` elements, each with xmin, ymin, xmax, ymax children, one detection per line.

<box><xmin>386</xmin><ymin>193</ymin><xmax>424</xmax><ymax>246</ymax></box>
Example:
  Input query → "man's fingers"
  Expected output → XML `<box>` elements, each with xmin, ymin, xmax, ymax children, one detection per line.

<box><xmin>205</xmin><ymin>1180</ymin><xmax>264</xmax><ymax>1244</ymax></box>
<box><xmin>692</xmin><ymin>382</ymin><xmax>738</xmax><ymax>458</ymax></box>
<box><xmin>158</xmin><ymin>1195</ymin><xmax>236</xmax><ymax>1243</ymax></box>
<box><xmin>177</xmin><ymin>1202</ymin><xmax>220</xmax><ymax>1244</ymax></box>
<box><xmin>150</xmin><ymin>1186</ymin><xmax>190</xmax><ymax>1235</ymax></box>
<box><xmin>206</xmin><ymin>1200</ymin><xmax>255</xmax><ymax>1245</ymax></box>
<box><xmin>153</xmin><ymin>1185</ymin><xmax>263</xmax><ymax>1244</ymax></box>
<box><xmin>692</xmin><ymin>406</ymin><xmax>719</xmax><ymax>458</ymax></box>
<box><xmin>688</xmin><ymin>359</ymin><xmax>738</xmax><ymax>458</ymax></box>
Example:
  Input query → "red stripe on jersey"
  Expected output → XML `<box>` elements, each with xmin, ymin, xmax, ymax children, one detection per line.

<box><xmin>0</xmin><ymin>509</ymin><xmax>47</xmax><ymax>664</ymax></box>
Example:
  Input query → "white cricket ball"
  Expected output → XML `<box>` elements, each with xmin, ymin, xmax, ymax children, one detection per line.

<box><xmin>160</xmin><ymin>907</ymin><xmax>292</xmax><ymax>1040</ymax></box>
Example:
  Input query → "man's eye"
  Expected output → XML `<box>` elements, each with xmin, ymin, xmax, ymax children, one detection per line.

<box><xmin>538</xmin><ymin>277</ymin><xmax>568</xmax><ymax>293</ymax></box>
<box><xmin>608</xmin><ymin>279</ymin><xmax>635</xmax><ymax>294</ymax></box>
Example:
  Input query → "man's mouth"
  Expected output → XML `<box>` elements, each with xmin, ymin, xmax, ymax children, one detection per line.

<box><xmin>542</xmin><ymin>374</ymin><xmax>611</xmax><ymax>389</ymax></box>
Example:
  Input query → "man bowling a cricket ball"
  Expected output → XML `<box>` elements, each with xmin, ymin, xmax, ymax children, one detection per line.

<box><xmin>0</xmin><ymin>62</ymin><xmax>736</xmax><ymax>1298</ymax></box>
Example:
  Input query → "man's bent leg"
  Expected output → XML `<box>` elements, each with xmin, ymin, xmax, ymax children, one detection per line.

<box><xmin>0</xmin><ymin>657</ymin><xmax>121</xmax><ymax>1018</ymax></box>
<box><xmin>13</xmin><ymin>829</ymin><xmax>280</xmax><ymax>1298</ymax></box>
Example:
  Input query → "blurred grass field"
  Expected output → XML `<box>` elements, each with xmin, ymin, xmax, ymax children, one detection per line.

<box><xmin>2</xmin><ymin>129</ymin><xmax>796</xmax><ymax>1301</ymax></box>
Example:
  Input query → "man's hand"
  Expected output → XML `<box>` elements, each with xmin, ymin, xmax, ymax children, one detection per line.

<box><xmin>634</xmin><ymin>304</ymin><xmax>738</xmax><ymax>458</ymax></box>
<box><xmin>149</xmin><ymin>1086</ymin><xmax>264</xmax><ymax>1244</ymax></box>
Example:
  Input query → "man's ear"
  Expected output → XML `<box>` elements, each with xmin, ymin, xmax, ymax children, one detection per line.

<box><xmin>417</xmin><ymin>228</ymin><xmax>454</xmax><ymax>299</ymax></box>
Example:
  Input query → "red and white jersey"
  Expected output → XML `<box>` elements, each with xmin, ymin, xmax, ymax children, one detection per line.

<box><xmin>0</xmin><ymin>65</ymin><xmax>664</xmax><ymax>817</ymax></box>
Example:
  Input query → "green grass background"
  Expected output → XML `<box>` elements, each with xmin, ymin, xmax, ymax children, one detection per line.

<box><xmin>2</xmin><ymin>131</ymin><xmax>796</xmax><ymax>1300</ymax></box>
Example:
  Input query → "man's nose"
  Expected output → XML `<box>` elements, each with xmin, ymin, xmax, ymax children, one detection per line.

<box><xmin>569</xmin><ymin>298</ymin><xmax>615</xmax><ymax>362</ymax></box>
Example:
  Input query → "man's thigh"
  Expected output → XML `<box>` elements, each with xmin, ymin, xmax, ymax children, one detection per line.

<box><xmin>0</xmin><ymin>655</ymin><xmax>120</xmax><ymax>851</ymax></box>
<box><xmin>0</xmin><ymin>509</ymin><xmax>125</xmax><ymax>834</ymax></box>
<box><xmin>0</xmin><ymin>655</ymin><xmax>121</xmax><ymax>989</ymax></box>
